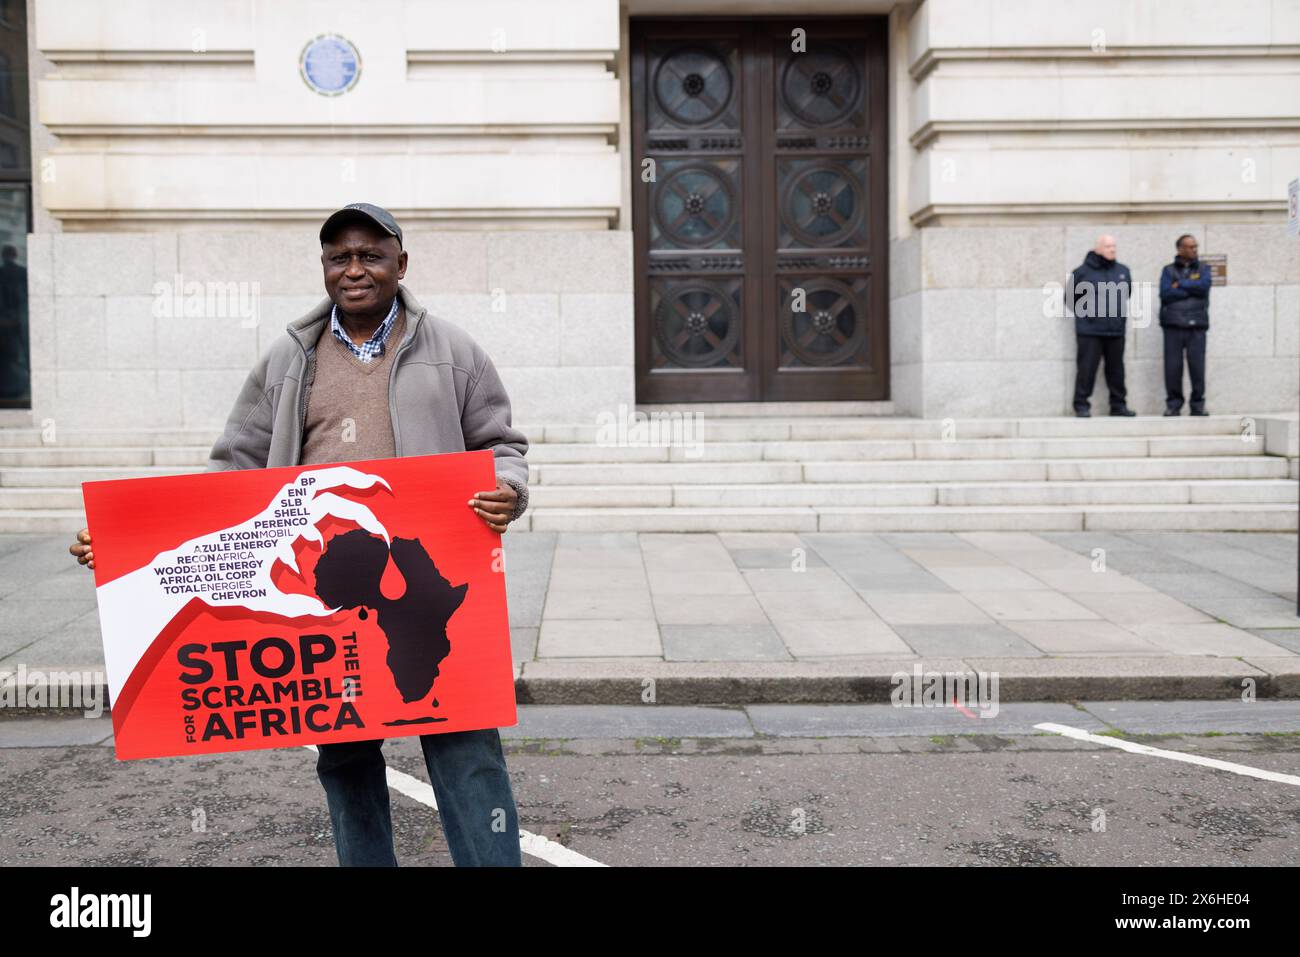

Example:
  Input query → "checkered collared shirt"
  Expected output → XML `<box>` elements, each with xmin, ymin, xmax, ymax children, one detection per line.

<box><xmin>329</xmin><ymin>295</ymin><xmax>400</xmax><ymax>363</ymax></box>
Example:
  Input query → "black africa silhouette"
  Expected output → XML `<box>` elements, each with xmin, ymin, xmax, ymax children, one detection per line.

<box><xmin>312</xmin><ymin>529</ymin><xmax>469</xmax><ymax>717</ymax></box>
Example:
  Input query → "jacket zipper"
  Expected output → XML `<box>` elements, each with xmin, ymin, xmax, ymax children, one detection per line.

<box><xmin>388</xmin><ymin>300</ymin><xmax>425</xmax><ymax>458</ymax></box>
<box><xmin>286</xmin><ymin>294</ymin><xmax>423</xmax><ymax>465</ymax></box>
<box><xmin>288</xmin><ymin>326</ymin><xmax>312</xmax><ymax>468</ymax></box>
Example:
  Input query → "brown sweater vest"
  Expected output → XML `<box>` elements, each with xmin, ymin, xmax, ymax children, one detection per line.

<box><xmin>300</xmin><ymin>308</ymin><xmax>406</xmax><ymax>465</ymax></box>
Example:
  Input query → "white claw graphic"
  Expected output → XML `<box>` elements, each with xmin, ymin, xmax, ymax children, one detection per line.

<box><xmin>97</xmin><ymin>466</ymin><xmax>394</xmax><ymax>703</ymax></box>
<box><xmin>274</xmin><ymin>489</ymin><xmax>391</xmax><ymax>575</ymax></box>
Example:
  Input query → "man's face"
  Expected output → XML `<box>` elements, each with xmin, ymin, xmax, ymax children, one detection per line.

<box><xmin>1177</xmin><ymin>237</ymin><xmax>1198</xmax><ymax>260</ymax></box>
<box><xmin>1095</xmin><ymin>236</ymin><xmax>1117</xmax><ymax>261</ymax></box>
<box><xmin>321</xmin><ymin>222</ymin><xmax>407</xmax><ymax>315</ymax></box>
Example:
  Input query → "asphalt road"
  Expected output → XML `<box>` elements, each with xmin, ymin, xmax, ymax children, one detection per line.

<box><xmin>3</xmin><ymin>702</ymin><xmax>1299</xmax><ymax>867</ymax></box>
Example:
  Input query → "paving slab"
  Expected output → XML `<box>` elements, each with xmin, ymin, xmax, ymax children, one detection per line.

<box><xmin>1130</xmin><ymin>571</ymin><xmax>1278</xmax><ymax>600</ymax></box>
<box><xmin>858</xmin><ymin>591</ymin><xmax>993</xmax><ymax>625</ymax></box>
<box><xmin>660</xmin><ymin>623</ymin><xmax>791</xmax><ymax>661</ymax></box>
<box><xmin>1247</xmin><ymin>628</ymin><xmax>1300</xmax><ymax>654</ymax></box>
<box><xmin>892</xmin><ymin>623</ymin><xmax>1044</xmax><ymax>657</ymax></box>
<box><xmin>728</xmin><ymin>547</ymin><xmax>827</xmax><ymax>569</ymax></box>
<box><xmin>651</xmin><ymin>592</ymin><xmax>769</xmax><ymax>625</ymax></box>
<box><xmin>1065</xmin><ymin>591</ymin><xmax>1214</xmax><ymax>625</ymax></box>
<box><xmin>536</xmin><ymin>619</ymin><xmax>662</xmax><ymax>658</ymax></box>
<box><xmin>1178</xmin><ymin>594</ymin><xmax>1299</xmax><ymax>629</ymax></box>
<box><xmin>1125</xmin><ymin>622</ymin><xmax>1294</xmax><ymax>657</ymax></box>
<box><xmin>1002</xmin><ymin>620</ymin><xmax>1168</xmax><ymax>656</ymax></box>
<box><xmin>964</xmin><ymin>590</ymin><xmax>1100</xmax><ymax>621</ymax></box>
<box><xmin>771</xmin><ymin>619</ymin><xmax>911</xmax><ymax>657</ymax></box>
<box><xmin>754</xmin><ymin>588</ymin><xmax>876</xmax><ymax>621</ymax></box>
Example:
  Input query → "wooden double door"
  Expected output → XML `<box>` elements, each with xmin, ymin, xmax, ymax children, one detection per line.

<box><xmin>631</xmin><ymin>18</ymin><xmax>889</xmax><ymax>403</ymax></box>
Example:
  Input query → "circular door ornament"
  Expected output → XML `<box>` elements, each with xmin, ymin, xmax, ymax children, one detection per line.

<box><xmin>654</xmin><ymin>47</ymin><xmax>732</xmax><ymax>126</ymax></box>
<box><xmin>783</xmin><ymin>278</ymin><xmax>866</xmax><ymax>366</ymax></box>
<box><xmin>655</xmin><ymin>164</ymin><xmax>737</xmax><ymax>247</ymax></box>
<box><xmin>300</xmin><ymin>34</ymin><xmax>362</xmax><ymax>96</ymax></box>
<box><xmin>783</xmin><ymin>162</ymin><xmax>863</xmax><ymax>246</ymax></box>
<box><xmin>780</xmin><ymin>47</ymin><xmax>859</xmax><ymax>127</ymax></box>
<box><xmin>654</xmin><ymin>282</ymin><xmax>740</xmax><ymax>368</ymax></box>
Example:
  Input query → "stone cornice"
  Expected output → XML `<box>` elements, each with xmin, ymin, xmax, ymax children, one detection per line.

<box><xmin>911</xmin><ymin>45</ymin><xmax>1300</xmax><ymax>81</ymax></box>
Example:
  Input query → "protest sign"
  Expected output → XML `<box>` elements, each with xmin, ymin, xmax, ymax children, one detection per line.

<box><xmin>81</xmin><ymin>450</ymin><xmax>516</xmax><ymax>760</ymax></box>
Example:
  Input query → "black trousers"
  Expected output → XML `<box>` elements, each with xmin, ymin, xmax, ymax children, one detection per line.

<box><xmin>1073</xmin><ymin>334</ymin><xmax>1127</xmax><ymax>413</ymax></box>
<box><xmin>1162</xmin><ymin>326</ymin><xmax>1206</xmax><ymax>412</ymax></box>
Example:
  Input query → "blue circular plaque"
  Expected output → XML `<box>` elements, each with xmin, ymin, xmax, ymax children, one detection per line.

<box><xmin>299</xmin><ymin>34</ymin><xmax>361</xmax><ymax>96</ymax></box>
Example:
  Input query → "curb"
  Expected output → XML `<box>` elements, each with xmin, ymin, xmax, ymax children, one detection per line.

<box><xmin>3</xmin><ymin>656</ymin><xmax>1299</xmax><ymax>715</ymax></box>
<box><xmin>512</xmin><ymin>657</ymin><xmax>1300</xmax><ymax>705</ymax></box>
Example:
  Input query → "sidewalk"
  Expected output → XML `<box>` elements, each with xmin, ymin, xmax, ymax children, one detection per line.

<box><xmin>2</xmin><ymin>530</ymin><xmax>1298</xmax><ymax>705</ymax></box>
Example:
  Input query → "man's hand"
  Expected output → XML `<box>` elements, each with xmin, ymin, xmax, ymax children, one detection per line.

<box><xmin>467</xmin><ymin>478</ymin><xmax>517</xmax><ymax>534</ymax></box>
<box><xmin>70</xmin><ymin>527</ymin><xmax>95</xmax><ymax>569</ymax></box>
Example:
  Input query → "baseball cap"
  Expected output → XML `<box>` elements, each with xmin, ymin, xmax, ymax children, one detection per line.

<box><xmin>319</xmin><ymin>202</ymin><xmax>403</xmax><ymax>248</ymax></box>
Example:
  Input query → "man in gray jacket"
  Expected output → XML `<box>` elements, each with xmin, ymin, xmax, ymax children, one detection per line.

<box><xmin>70</xmin><ymin>202</ymin><xmax>529</xmax><ymax>867</ymax></box>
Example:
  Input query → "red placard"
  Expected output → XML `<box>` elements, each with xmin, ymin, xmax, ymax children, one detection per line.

<box><xmin>81</xmin><ymin>450</ymin><xmax>517</xmax><ymax>760</ymax></box>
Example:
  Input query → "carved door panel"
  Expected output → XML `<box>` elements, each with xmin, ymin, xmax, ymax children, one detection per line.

<box><xmin>631</xmin><ymin>18</ymin><xmax>888</xmax><ymax>403</ymax></box>
<box><xmin>631</xmin><ymin>23</ymin><xmax>758</xmax><ymax>402</ymax></box>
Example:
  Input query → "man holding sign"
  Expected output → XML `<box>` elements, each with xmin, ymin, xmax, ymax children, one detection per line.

<box><xmin>69</xmin><ymin>203</ymin><xmax>529</xmax><ymax>867</ymax></box>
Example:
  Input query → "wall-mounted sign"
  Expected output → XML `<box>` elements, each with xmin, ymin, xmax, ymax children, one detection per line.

<box><xmin>300</xmin><ymin>34</ymin><xmax>361</xmax><ymax>96</ymax></box>
<box><xmin>1201</xmin><ymin>253</ymin><xmax>1227</xmax><ymax>286</ymax></box>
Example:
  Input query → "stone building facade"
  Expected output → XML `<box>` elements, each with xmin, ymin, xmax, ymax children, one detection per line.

<box><xmin>17</xmin><ymin>0</ymin><xmax>1300</xmax><ymax>432</ymax></box>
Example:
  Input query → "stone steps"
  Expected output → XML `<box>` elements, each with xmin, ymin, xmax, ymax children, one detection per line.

<box><xmin>0</xmin><ymin>413</ymin><xmax>1293</xmax><ymax>532</ymax></box>
<box><xmin>0</xmin><ymin>447</ymin><xmax>209</xmax><ymax>468</ymax></box>
<box><xmin>10</xmin><ymin>502</ymin><xmax>1294</xmax><ymax>534</ymax></box>
<box><xmin>8</xmin><ymin>478</ymin><xmax>1294</xmax><ymax>512</ymax></box>
<box><xmin>0</xmin><ymin>413</ymin><xmax>1262</xmax><ymax>448</ymax></box>
<box><xmin>0</xmin><ymin>428</ymin><xmax>219</xmax><ymax>449</ymax></box>
<box><xmin>523</xmin><ymin>503</ymin><xmax>1297</xmax><ymax>532</ymax></box>
<box><xmin>0</xmin><ymin>465</ymin><xmax>202</xmax><ymax>487</ymax></box>
<box><xmin>0</xmin><ymin>437</ymin><xmax>1281</xmax><ymax>475</ymax></box>
<box><xmin>1</xmin><ymin>455</ymin><xmax>1285</xmax><ymax>491</ymax></box>
<box><xmin>539</xmin><ymin>413</ymin><xmax>1258</xmax><ymax>442</ymax></box>
<box><xmin>526</xmin><ymin>479</ymin><xmax>1298</xmax><ymax>508</ymax></box>
<box><xmin>0</xmin><ymin>434</ymin><xmax>1267</xmax><ymax>468</ymax></box>
<box><xmin>0</xmin><ymin>509</ymin><xmax>92</xmax><ymax>533</ymax></box>
<box><xmin>528</xmin><ymin>435</ymin><xmax>1267</xmax><ymax>463</ymax></box>
<box><xmin>535</xmin><ymin>456</ymin><xmax>1289</xmax><ymax>485</ymax></box>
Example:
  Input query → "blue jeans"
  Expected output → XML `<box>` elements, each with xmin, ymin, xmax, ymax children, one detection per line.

<box><xmin>315</xmin><ymin>728</ymin><xmax>521</xmax><ymax>867</ymax></box>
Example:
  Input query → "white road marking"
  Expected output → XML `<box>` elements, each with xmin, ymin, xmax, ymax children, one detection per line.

<box><xmin>1033</xmin><ymin>723</ymin><xmax>1300</xmax><ymax>787</ymax></box>
<box><xmin>302</xmin><ymin>744</ymin><xmax>606</xmax><ymax>866</ymax></box>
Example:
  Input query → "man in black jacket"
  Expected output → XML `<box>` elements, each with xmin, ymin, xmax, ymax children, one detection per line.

<box><xmin>1065</xmin><ymin>234</ymin><xmax>1136</xmax><ymax>417</ymax></box>
<box><xmin>1158</xmin><ymin>233</ymin><xmax>1211</xmax><ymax>415</ymax></box>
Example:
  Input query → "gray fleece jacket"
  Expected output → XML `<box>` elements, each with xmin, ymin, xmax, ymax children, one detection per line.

<box><xmin>205</xmin><ymin>283</ymin><xmax>530</xmax><ymax>523</ymax></box>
